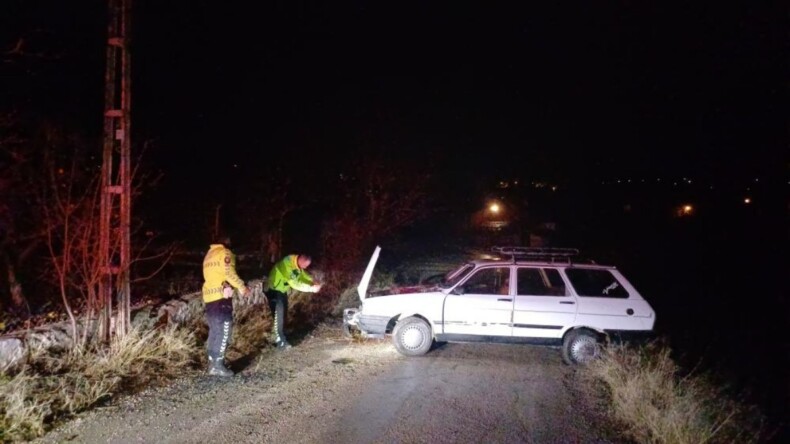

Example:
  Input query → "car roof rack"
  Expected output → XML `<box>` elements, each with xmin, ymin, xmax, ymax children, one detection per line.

<box><xmin>491</xmin><ymin>246</ymin><xmax>581</xmax><ymax>264</ymax></box>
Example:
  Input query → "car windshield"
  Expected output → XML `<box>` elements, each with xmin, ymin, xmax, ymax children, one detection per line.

<box><xmin>439</xmin><ymin>263</ymin><xmax>475</xmax><ymax>289</ymax></box>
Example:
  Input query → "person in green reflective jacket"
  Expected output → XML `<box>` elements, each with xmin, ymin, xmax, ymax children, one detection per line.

<box><xmin>265</xmin><ymin>254</ymin><xmax>322</xmax><ymax>349</ymax></box>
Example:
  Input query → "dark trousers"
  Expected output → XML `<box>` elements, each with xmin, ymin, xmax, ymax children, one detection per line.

<box><xmin>205</xmin><ymin>298</ymin><xmax>233</xmax><ymax>360</ymax></box>
<box><xmin>265</xmin><ymin>289</ymin><xmax>288</xmax><ymax>343</ymax></box>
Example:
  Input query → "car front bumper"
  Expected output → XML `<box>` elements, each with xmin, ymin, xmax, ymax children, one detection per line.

<box><xmin>343</xmin><ymin>308</ymin><xmax>389</xmax><ymax>339</ymax></box>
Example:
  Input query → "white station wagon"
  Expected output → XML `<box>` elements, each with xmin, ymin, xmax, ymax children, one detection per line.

<box><xmin>343</xmin><ymin>246</ymin><xmax>656</xmax><ymax>364</ymax></box>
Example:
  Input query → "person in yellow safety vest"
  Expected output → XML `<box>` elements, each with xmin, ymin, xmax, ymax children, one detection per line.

<box><xmin>265</xmin><ymin>254</ymin><xmax>322</xmax><ymax>349</ymax></box>
<box><xmin>202</xmin><ymin>234</ymin><xmax>250</xmax><ymax>376</ymax></box>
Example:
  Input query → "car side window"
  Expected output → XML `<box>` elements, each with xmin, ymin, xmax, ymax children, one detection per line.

<box><xmin>456</xmin><ymin>267</ymin><xmax>509</xmax><ymax>295</ymax></box>
<box><xmin>565</xmin><ymin>269</ymin><xmax>630</xmax><ymax>298</ymax></box>
<box><xmin>517</xmin><ymin>268</ymin><xmax>567</xmax><ymax>296</ymax></box>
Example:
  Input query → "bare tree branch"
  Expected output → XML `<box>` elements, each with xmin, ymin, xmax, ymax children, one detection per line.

<box><xmin>131</xmin><ymin>246</ymin><xmax>176</xmax><ymax>283</ymax></box>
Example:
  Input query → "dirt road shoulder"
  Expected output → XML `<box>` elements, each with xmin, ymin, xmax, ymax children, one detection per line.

<box><xmin>36</xmin><ymin>322</ymin><xmax>622</xmax><ymax>444</ymax></box>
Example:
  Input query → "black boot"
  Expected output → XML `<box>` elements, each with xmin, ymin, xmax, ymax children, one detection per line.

<box><xmin>207</xmin><ymin>355</ymin><xmax>234</xmax><ymax>377</ymax></box>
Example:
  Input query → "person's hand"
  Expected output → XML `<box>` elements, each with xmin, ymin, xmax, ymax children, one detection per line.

<box><xmin>311</xmin><ymin>283</ymin><xmax>323</xmax><ymax>293</ymax></box>
<box><xmin>222</xmin><ymin>286</ymin><xmax>234</xmax><ymax>299</ymax></box>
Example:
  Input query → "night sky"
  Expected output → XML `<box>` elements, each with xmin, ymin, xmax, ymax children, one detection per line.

<box><xmin>2</xmin><ymin>0</ymin><xmax>788</xmax><ymax>246</ymax></box>
<box><xmin>3</xmin><ymin>1</ymin><xmax>785</xmax><ymax>186</ymax></box>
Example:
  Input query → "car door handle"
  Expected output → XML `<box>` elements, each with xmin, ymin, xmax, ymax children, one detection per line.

<box><xmin>559</xmin><ymin>301</ymin><xmax>575</xmax><ymax>305</ymax></box>
<box><xmin>497</xmin><ymin>298</ymin><xmax>513</xmax><ymax>302</ymax></box>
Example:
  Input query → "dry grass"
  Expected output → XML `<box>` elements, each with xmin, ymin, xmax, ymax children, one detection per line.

<box><xmin>0</xmin><ymin>326</ymin><xmax>200</xmax><ymax>442</ymax></box>
<box><xmin>228</xmin><ymin>303</ymin><xmax>272</xmax><ymax>359</ymax></box>
<box><xmin>588</xmin><ymin>341</ymin><xmax>764</xmax><ymax>444</ymax></box>
<box><xmin>0</xmin><ymin>280</ymin><xmax>368</xmax><ymax>442</ymax></box>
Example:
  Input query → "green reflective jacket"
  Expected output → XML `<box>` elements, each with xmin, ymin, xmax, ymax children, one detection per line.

<box><xmin>266</xmin><ymin>255</ymin><xmax>317</xmax><ymax>293</ymax></box>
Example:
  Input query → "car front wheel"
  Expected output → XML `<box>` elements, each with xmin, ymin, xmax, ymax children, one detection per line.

<box><xmin>562</xmin><ymin>329</ymin><xmax>601</xmax><ymax>365</ymax></box>
<box><xmin>392</xmin><ymin>317</ymin><xmax>433</xmax><ymax>356</ymax></box>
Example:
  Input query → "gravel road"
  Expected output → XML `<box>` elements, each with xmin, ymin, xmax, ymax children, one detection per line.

<box><xmin>35</xmin><ymin>322</ymin><xmax>621</xmax><ymax>444</ymax></box>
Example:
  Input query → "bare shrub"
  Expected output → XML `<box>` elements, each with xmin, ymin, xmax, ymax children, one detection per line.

<box><xmin>333</xmin><ymin>286</ymin><xmax>362</xmax><ymax>318</ymax></box>
<box><xmin>321</xmin><ymin>154</ymin><xmax>431</xmax><ymax>304</ymax></box>
<box><xmin>588</xmin><ymin>341</ymin><xmax>764</xmax><ymax>444</ymax></box>
<box><xmin>1</xmin><ymin>115</ymin><xmax>44</xmax><ymax>319</ymax></box>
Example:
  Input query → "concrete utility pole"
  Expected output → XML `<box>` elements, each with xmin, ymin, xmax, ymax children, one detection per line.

<box><xmin>99</xmin><ymin>0</ymin><xmax>132</xmax><ymax>339</ymax></box>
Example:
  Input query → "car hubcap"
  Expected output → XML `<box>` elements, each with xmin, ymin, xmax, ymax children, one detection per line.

<box><xmin>401</xmin><ymin>326</ymin><xmax>425</xmax><ymax>350</ymax></box>
<box><xmin>571</xmin><ymin>337</ymin><xmax>598</xmax><ymax>363</ymax></box>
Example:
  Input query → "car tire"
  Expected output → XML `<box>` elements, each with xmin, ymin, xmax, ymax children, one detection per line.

<box><xmin>392</xmin><ymin>317</ymin><xmax>433</xmax><ymax>356</ymax></box>
<box><xmin>562</xmin><ymin>329</ymin><xmax>601</xmax><ymax>365</ymax></box>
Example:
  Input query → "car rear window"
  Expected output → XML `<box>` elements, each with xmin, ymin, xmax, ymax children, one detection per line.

<box><xmin>565</xmin><ymin>268</ymin><xmax>630</xmax><ymax>298</ymax></box>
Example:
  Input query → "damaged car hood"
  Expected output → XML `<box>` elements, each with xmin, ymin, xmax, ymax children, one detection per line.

<box><xmin>357</xmin><ymin>246</ymin><xmax>381</xmax><ymax>301</ymax></box>
<box><xmin>358</xmin><ymin>246</ymin><xmax>444</xmax><ymax>300</ymax></box>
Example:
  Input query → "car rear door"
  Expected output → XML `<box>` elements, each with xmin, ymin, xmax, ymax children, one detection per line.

<box><xmin>512</xmin><ymin>267</ymin><xmax>578</xmax><ymax>338</ymax></box>
<box><xmin>442</xmin><ymin>266</ymin><xmax>513</xmax><ymax>337</ymax></box>
<box><xmin>564</xmin><ymin>267</ymin><xmax>655</xmax><ymax>331</ymax></box>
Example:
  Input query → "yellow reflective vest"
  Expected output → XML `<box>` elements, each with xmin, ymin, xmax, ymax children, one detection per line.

<box><xmin>202</xmin><ymin>244</ymin><xmax>246</xmax><ymax>303</ymax></box>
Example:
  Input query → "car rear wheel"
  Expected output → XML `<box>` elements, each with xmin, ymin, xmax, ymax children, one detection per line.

<box><xmin>562</xmin><ymin>329</ymin><xmax>601</xmax><ymax>365</ymax></box>
<box><xmin>392</xmin><ymin>317</ymin><xmax>433</xmax><ymax>356</ymax></box>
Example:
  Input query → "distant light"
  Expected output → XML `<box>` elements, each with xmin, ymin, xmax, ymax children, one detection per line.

<box><xmin>754</xmin><ymin>178</ymin><xmax>759</xmax><ymax>182</ymax></box>
<box><xmin>551</xmin><ymin>185</ymin><xmax>557</xmax><ymax>191</ymax></box>
<box><xmin>676</xmin><ymin>204</ymin><xmax>694</xmax><ymax>217</ymax></box>
<box><xmin>489</xmin><ymin>203</ymin><xmax>500</xmax><ymax>214</ymax></box>
<box><xmin>744</xmin><ymin>197</ymin><xmax>751</xmax><ymax>204</ymax></box>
